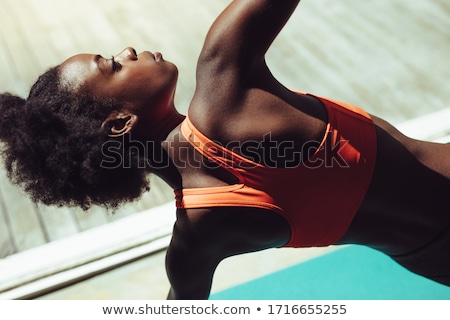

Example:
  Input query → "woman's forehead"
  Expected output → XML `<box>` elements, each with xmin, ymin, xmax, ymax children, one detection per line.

<box><xmin>59</xmin><ymin>54</ymin><xmax>97</xmax><ymax>90</ymax></box>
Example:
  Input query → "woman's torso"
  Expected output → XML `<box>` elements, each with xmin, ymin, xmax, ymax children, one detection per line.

<box><xmin>167</xmin><ymin>67</ymin><xmax>450</xmax><ymax>256</ymax></box>
<box><xmin>340</xmin><ymin>115</ymin><xmax>450</xmax><ymax>255</ymax></box>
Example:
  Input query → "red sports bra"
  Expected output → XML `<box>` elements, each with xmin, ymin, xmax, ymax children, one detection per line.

<box><xmin>175</xmin><ymin>92</ymin><xmax>377</xmax><ymax>247</ymax></box>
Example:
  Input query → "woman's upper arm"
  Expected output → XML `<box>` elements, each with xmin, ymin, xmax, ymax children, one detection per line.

<box><xmin>165</xmin><ymin>209</ymin><xmax>226</xmax><ymax>300</ymax></box>
<box><xmin>165</xmin><ymin>206</ymin><xmax>290</xmax><ymax>299</ymax></box>
<box><xmin>166</xmin><ymin>238</ymin><xmax>218</xmax><ymax>300</ymax></box>
<box><xmin>198</xmin><ymin>0</ymin><xmax>300</xmax><ymax>72</ymax></box>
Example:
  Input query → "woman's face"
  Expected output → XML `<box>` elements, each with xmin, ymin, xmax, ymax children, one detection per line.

<box><xmin>59</xmin><ymin>47</ymin><xmax>178</xmax><ymax>117</ymax></box>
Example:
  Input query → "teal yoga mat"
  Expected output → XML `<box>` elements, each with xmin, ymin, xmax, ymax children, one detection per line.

<box><xmin>211</xmin><ymin>245</ymin><xmax>450</xmax><ymax>300</ymax></box>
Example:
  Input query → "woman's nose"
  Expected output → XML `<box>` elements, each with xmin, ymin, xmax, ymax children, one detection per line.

<box><xmin>115</xmin><ymin>47</ymin><xmax>138</xmax><ymax>61</ymax></box>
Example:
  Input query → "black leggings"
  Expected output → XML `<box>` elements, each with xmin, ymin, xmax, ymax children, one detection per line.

<box><xmin>390</xmin><ymin>225</ymin><xmax>450</xmax><ymax>286</ymax></box>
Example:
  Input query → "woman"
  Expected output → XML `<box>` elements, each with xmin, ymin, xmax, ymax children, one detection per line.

<box><xmin>0</xmin><ymin>0</ymin><xmax>449</xmax><ymax>299</ymax></box>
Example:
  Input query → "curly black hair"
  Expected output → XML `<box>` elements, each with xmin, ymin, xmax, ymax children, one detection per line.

<box><xmin>0</xmin><ymin>67</ymin><xmax>151</xmax><ymax>210</ymax></box>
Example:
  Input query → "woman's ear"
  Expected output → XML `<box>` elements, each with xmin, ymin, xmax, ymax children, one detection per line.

<box><xmin>101</xmin><ymin>111</ymin><xmax>139</xmax><ymax>137</ymax></box>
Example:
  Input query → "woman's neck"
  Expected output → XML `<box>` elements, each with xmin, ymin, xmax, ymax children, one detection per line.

<box><xmin>155</xmin><ymin>111</ymin><xmax>186</xmax><ymax>142</ymax></box>
<box><xmin>145</xmin><ymin>110</ymin><xmax>185</xmax><ymax>190</ymax></box>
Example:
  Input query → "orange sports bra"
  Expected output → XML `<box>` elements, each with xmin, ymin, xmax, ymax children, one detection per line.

<box><xmin>175</xmin><ymin>92</ymin><xmax>377</xmax><ymax>248</ymax></box>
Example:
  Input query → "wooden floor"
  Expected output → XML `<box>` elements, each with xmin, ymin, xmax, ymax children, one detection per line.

<box><xmin>0</xmin><ymin>0</ymin><xmax>449</xmax><ymax>260</ymax></box>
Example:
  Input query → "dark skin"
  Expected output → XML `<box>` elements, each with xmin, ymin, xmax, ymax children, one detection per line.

<box><xmin>161</xmin><ymin>0</ymin><xmax>450</xmax><ymax>299</ymax></box>
<box><xmin>61</xmin><ymin>0</ymin><xmax>450</xmax><ymax>299</ymax></box>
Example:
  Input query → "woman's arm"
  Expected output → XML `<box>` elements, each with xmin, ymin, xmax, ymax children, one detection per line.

<box><xmin>201</xmin><ymin>0</ymin><xmax>300</xmax><ymax>65</ymax></box>
<box><xmin>165</xmin><ymin>239</ymin><xmax>218</xmax><ymax>300</ymax></box>
<box><xmin>195</xmin><ymin>0</ymin><xmax>300</xmax><ymax>93</ymax></box>
<box><xmin>165</xmin><ymin>219</ymin><xmax>213</xmax><ymax>299</ymax></box>
<box><xmin>165</xmin><ymin>206</ymin><xmax>290</xmax><ymax>299</ymax></box>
